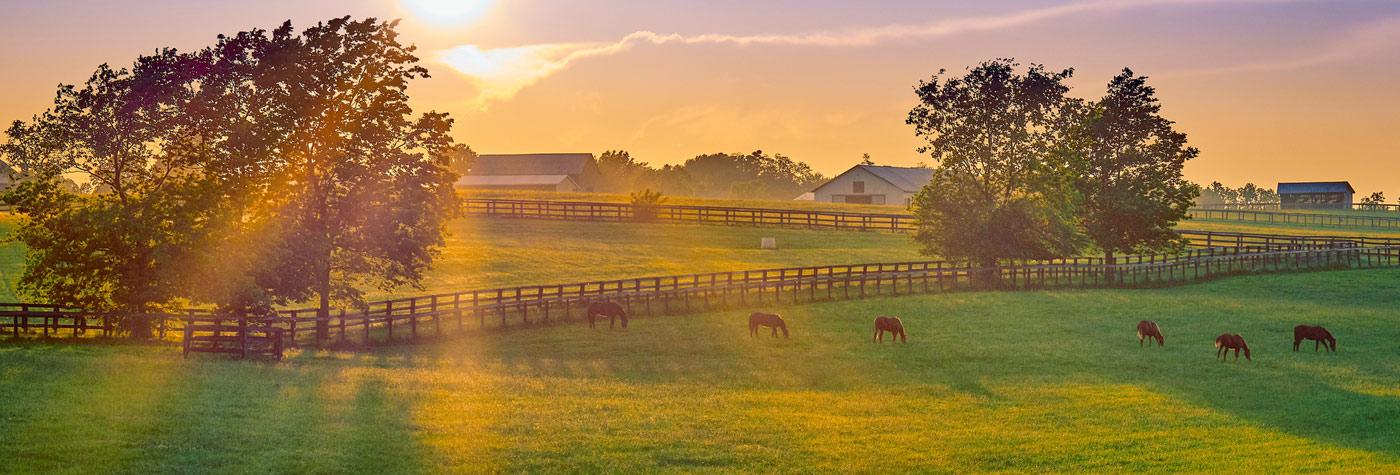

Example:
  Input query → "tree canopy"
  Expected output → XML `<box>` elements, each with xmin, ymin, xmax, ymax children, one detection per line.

<box><xmin>907</xmin><ymin>60</ymin><xmax>1201</xmax><ymax>284</ymax></box>
<box><xmin>906</xmin><ymin>59</ymin><xmax>1082</xmax><ymax>272</ymax></box>
<box><xmin>1</xmin><ymin>17</ymin><xmax>461</xmax><ymax>335</ymax></box>
<box><xmin>1066</xmin><ymin>68</ymin><xmax>1199</xmax><ymax>262</ymax></box>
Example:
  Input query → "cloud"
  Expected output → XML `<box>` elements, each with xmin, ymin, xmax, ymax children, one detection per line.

<box><xmin>1174</xmin><ymin>16</ymin><xmax>1400</xmax><ymax>76</ymax></box>
<box><xmin>438</xmin><ymin>0</ymin><xmax>1304</xmax><ymax>106</ymax></box>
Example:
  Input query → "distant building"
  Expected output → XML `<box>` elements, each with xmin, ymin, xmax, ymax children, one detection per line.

<box><xmin>457</xmin><ymin>153</ymin><xmax>601</xmax><ymax>192</ymax></box>
<box><xmin>1278</xmin><ymin>181</ymin><xmax>1354</xmax><ymax>210</ymax></box>
<box><xmin>809</xmin><ymin>165</ymin><xmax>934</xmax><ymax>207</ymax></box>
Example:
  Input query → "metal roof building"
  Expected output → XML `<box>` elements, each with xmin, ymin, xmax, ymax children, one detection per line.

<box><xmin>809</xmin><ymin>165</ymin><xmax>934</xmax><ymax>207</ymax></box>
<box><xmin>1278</xmin><ymin>181</ymin><xmax>1355</xmax><ymax>210</ymax></box>
<box><xmin>462</xmin><ymin>153</ymin><xmax>601</xmax><ymax>192</ymax></box>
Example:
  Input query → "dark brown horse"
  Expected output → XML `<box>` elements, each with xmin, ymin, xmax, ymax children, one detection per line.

<box><xmin>1215</xmin><ymin>333</ymin><xmax>1251</xmax><ymax>361</ymax></box>
<box><xmin>748</xmin><ymin>312</ymin><xmax>788</xmax><ymax>338</ymax></box>
<box><xmin>586</xmin><ymin>301</ymin><xmax>628</xmax><ymax>329</ymax></box>
<box><xmin>1293</xmin><ymin>325</ymin><xmax>1336</xmax><ymax>352</ymax></box>
<box><xmin>1136</xmin><ymin>320</ymin><xmax>1164</xmax><ymax>347</ymax></box>
<box><xmin>872</xmin><ymin>316</ymin><xmax>906</xmax><ymax>343</ymax></box>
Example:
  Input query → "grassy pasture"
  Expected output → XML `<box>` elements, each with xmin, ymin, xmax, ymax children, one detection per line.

<box><xmin>2</xmin><ymin>269</ymin><xmax>1398</xmax><ymax>472</ymax></box>
<box><xmin>2</xmin><ymin>197</ymin><xmax>1400</xmax><ymax>302</ymax></box>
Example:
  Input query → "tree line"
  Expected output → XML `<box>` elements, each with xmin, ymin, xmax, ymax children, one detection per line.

<box><xmin>907</xmin><ymin>59</ymin><xmax>1199</xmax><ymax>283</ymax></box>
<box><xmin>1197</xmin><ymin>182</ymin><xmax>1279</xmax><ymax>206</ymax></box>
<box><xmin>593</xmin><ymin>149</ymin><xmax>826</xmax><ymax>201</ymax></box>
<box><xmin>0</xmin><ymin>17</ymin><xmax>459</xmax><ymax>336</ymax></box>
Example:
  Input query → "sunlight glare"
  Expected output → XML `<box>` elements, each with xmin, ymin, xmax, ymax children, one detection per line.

<box><xmin>403</xmin><ymin>0</ymin><xmax>493</xmax><ymax>27</ymax></box>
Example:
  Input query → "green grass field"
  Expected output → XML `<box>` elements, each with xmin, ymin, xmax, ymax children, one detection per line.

<box><xmin>3</xmin><ymin>269</ymin><xmax>1398</xmax><ymax>472</ymax></box>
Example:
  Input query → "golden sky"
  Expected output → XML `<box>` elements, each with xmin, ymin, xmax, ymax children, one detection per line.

<box><xmin>2</xmin><ymin>0</ymin><xmax>1399</xmax><ymax>195</ymax></box>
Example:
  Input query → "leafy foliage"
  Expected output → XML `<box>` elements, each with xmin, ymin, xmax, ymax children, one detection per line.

<box><xmin>593</xmin><ymin>149</ymin><xmax>825</xmax><ymax>200</ymax></box>
<box><xmin>1197</xmin><ymin>182</ymin><xmax>1279</xmax><ymax>206</ymax></box>
<box><xmin>0</xmin><ymin>17</ymin><xmax>461</xmax><ymax>332</ymax></box>
<box><xmin>1066</xmin><ymin>69</ymin><xmax>1199</xmax><ymax>260</ymax></box>
<box><xmin>628</xmin><ymin>188</ymin><xmax>666</xmax><ymax>222</ymax></box>
<box><xmin>906</xmin><ymin>59</ymin><xmax>1082</xmax><ymax>272</ymax></box>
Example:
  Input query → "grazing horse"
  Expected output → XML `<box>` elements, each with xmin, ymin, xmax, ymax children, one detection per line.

<box><xmin>748</xmin><ymin>312</ymin><xmax>789</xmax><ymax>338</ymax></box>
<box><xmin>1136</xmin><ymin>320</ymin><xmax>1164</xmax><ymax>347</ymax></box>
<box><xmin>1293</xmin><ymin>325</ymin><xmax>1337</xmax><ymax>353</ymax></box>
<box><xmin>1215</xmin><ymin>333</ymin><xmax>1252</xmax><ymax>361</ymax></box>
<box><xmin>586</xmin><ymin>301</ymin><xmax>628</xmax><ymax>329</ymax></box>
<box><xmin>872</xmin><ymin>316</ymin><xmax>907</xmax><ymax>343</ymax></box>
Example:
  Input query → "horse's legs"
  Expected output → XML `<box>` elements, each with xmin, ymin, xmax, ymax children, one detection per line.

<box><xmin>1315</xmin><ymin>340</ymin><xmax>1320</xmax><ymax>352</ymax></box>
<box><xmin>1234</xmin><ymin>348</ymin><xmax>1240</xmax><ymax>360</ymax></box>
<box><xmin>771</xmin><ymin>326</ymin><xmax>778</xmax><ymax>338</ymax></box>
<box><xmin>1293</xmin><ymin>338</ymin><xmax>1299</xmax><ymax>351</ymax></box>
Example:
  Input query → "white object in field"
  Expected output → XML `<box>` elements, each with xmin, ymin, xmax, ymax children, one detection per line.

<box><xmin>761</xmin><ymin>237</ymin><xmax>777</xmax><ymax>249</ymax></box>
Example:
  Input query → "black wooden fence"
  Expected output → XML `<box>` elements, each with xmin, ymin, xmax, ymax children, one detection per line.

<box><xmin>1186</xmin><ymin>208</ymin><xmax>1400</xmax><ymax>230</ymax></box>
<box><xmin>467</xmin><ymin>198</ymin><xmax>1400</xmax><ymax>233</ymax></box>
<box><xmin>5</xmin><ymin>245</ymin><xmax>1398</xmax><ymax>348</ymax></box>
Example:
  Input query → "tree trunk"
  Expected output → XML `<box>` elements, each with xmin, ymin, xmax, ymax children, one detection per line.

<box><xmin>316</xmin><ymin>267</ymin><xmax>331</xmax><ymax>344</ymax></box>
<box><xmin>973</xmin><ymin>256</ymin><xmax>1001</xmax><ymax>289</ymax></box>
<box><xmin>1104</xmin><ymin>250</ymin><xmax>1116</xmax><ymax>285</ymax></box>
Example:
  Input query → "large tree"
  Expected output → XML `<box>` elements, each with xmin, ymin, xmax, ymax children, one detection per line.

<box><xmin>1</xmin><ymin>50</ymin><xmax>218</xmax><ymax>336</ymax></box>
<box><xmin>1065</xmin><ymin>69</ymin><xmax>1199</xmax><ymax>270</ymax></box>
<box><xmin>906</xmin><ymin>59</ymin><xmax>1081</xmax><ymax>284</ymax></box>
<box><xmin>245</xmin><ymin>18</ymin><xmax>460</xmax><ymax>334</ymax></box>
<box><xmin>2</xmin><ymin>17</ymin><xmax>461</xmax><ymax>336</ymax></box>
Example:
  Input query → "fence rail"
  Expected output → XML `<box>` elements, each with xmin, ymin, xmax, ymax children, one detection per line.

<box><xmin>1196</xmin><ymin>203</ymin><xmax>1400</xmax><ymax>212</ymax></box>
<box><xmin>5</xmin><ymin>245</ymin><xmax>1398</xmax><ymax>349</ymax></box>
<box><xmin>1186</xmin><ymin>208</ymin><xmax>1400</xmax><ymax>230</ymax></box>
<box><xmin>467</xmin><ymin>198</ymin><xmax>1400</xmax><ymax>233</ymax></box>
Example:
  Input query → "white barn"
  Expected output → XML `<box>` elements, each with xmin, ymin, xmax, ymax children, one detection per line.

<box><xmin>808</xmin><ymin>165</ymin><xmax>933</xmax><ymax>207</ymax></box>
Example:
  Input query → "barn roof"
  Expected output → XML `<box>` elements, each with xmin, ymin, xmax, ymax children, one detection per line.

<box><xmin>1278</xmin><ymin>181</ymin><xmax>1355</xmax><ymax>194</ymax></box>
<box><xmin>456</xmin><ymin>174</ymin><xmax>578</xmax><ymax>187</ymax></box>
<box><xmin>471</xmin><ymin>153</ymin><xmax>596</xmax><ymax>176</ymax></box>
<box><xmin>813</xmin><ymin>165</ymin><xmax>934</xmax><ymax>193</ymax></box>
<box><xmin>861</xmin><ymin>166</ymin><xmax>935</xmax><ymax>192</ymax></box>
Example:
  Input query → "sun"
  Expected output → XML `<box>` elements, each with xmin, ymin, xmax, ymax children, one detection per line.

<box><xmin>402</xmin><ymin>0</ymin><xmax>493</xmax><ymax>27</ymax></box>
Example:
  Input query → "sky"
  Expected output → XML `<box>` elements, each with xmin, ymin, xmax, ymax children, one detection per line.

<box><xmin>2</xmin><ymin>0</ymin><xmax>1399</xmax><ymax>195</ymax></box>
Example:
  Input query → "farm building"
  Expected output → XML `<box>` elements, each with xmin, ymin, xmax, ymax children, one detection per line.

<box><xmin>457</xmin><ymin>153</ymin><xmax>601</xmax><ymax>192</ymax></box>
<box><xmin>808</xmin><ymin>165</ymin><xmax>933</xmax><ymax>207</ymax></box>
<box><xmin>1278</xmin><ymin>181</ymin><xmax>1354</xmax><ymax>210</ymax></box>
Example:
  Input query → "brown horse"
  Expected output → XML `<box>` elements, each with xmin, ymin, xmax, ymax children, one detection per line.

<box><xmin>1215</xmin><ymin>333</ymin><xmax>1251</xmax><ymax>361</ymax></box>
<box><xmin>1136</xmin><ymin>320</ymin><xmax>1164</xmax><ymax>347</ymax></box>
<box><xmin>586</xmin><ymin>301</ymin><xmax>628</xmax><ymax>329</ymax></box>
<box><xmin>872</xmin><ymin>316</ymin><xmax>906</xmax><ymax>343</ymax></box>
<box><xmin>748</xmin><ymin>312</ymin><xmax>788</xmax><ymax>338</ymax></box>
<box><xmin>1293</xmin><ymin>325</ymin><xmax>1336</xmax><ymax>352</ymax></box>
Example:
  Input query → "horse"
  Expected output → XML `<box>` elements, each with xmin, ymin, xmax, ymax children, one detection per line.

<box><xmin>1293</xmin><ymin>325</ymin><xmax>1336</xmax><ymax>352</ymax></box>
<box><xmin>872</xmin><ymin>316</ymin><xmax>906</xmax><ymax>343</ymax></box>
<box><xmin>1136</xmin><ymin>320</ymin><xmax>1164</xmax><ymax>347</ymax></box>
<box><xmin>586</xmin><ymin>301</ymin><xmax>628</xmax><ymax>329</ymax></box>
<box><xmin>1215</xmin><ymin>333</ymin><xmax>1251</xmax><ymax>361</ymax></box>
<box><xmin>748</xmin><ymin>312</ymin><xmax>788</xmax><ymax>338</ymax></box>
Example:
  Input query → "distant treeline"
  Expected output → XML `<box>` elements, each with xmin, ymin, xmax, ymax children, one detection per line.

<box><xmin>1196</xmin><ymin>182</ymin><xmax>1279</xmax><ymax>206</ymax></box>
<box><xmin>593</xmin><ymin>150</ymin><xmax>826</xmax><ymax>200</ymax></box>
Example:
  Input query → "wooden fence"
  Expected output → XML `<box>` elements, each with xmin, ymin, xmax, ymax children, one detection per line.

<box><xmin>465</xmin><ymin>198</ymin><xmax>918</xmax><ymax>231</ymax></box>
<box><xmin>1187</xmin><ymin>208</ymin><xmax>1400</xmax><ymax>229</ymax></box>
<box><xmin>5</xmin><ymin>245</ymin><xmax>1398</xmax><ymax>348</ymax></box>
<box><xmin>467</xmin><ymin>198</ymin><xmax>1400</xmax><ymax>233</ymax></box>
<box><xmin>1196</xmin><ymin>203</ymin><xmax>1400</xmax><ymax>212</ymax></box>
